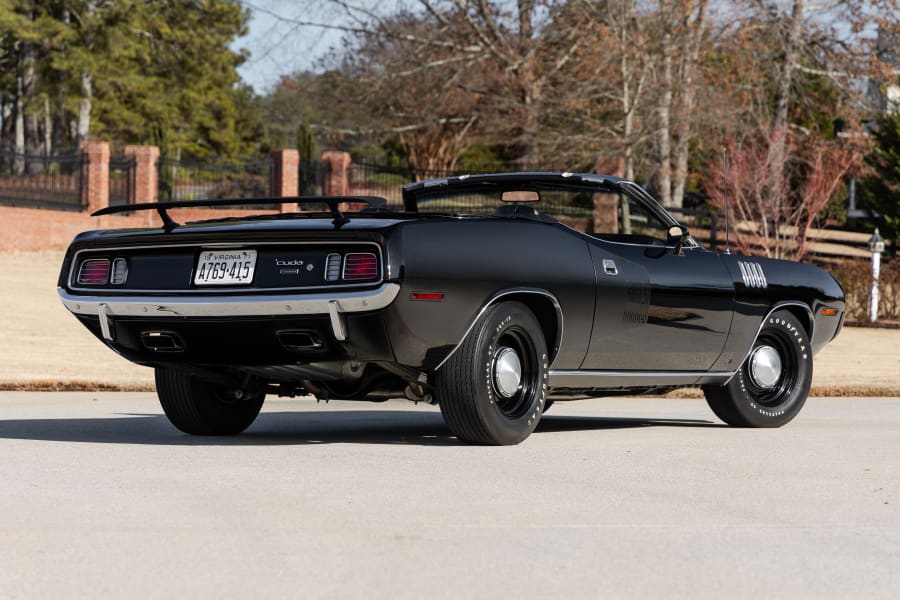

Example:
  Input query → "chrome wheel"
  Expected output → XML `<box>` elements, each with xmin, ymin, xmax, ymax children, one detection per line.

<box><xmin>491</xmin><ymin>327</ymin><xmax>540</xmax><ymax>419</ymax></box>
<box><xmin>492</xmin><ymin>346</ymin><xmax>522</xmax><ymax>398</ymax></box>
<box><xmin>749</xmin><ymin>345</ymin><xmax>782</xmax><ymax>389</ymax></box>
<box><xmin>746</xmin><ymin>327</ymin><xmax>799</xmax><ymax>408</ymax></box>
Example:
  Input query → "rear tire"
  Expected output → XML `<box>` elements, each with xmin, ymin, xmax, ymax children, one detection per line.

<box><xmin>155</xmin><ymin>368</ymin><xmax>264</xmax><ymax>435</ymax></box>
<box><xmin>703</xmin><ymin>310</ymin><xmax>812</xmax><ymax>427</ymax></box>
<box><xmin>436</xmin><ymin>302</ymin><xmax>549</xmax><ymax>445</ymax></box>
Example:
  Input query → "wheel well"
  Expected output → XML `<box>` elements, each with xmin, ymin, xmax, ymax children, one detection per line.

<box><xmin>778</xmin><ymin>304</ymin><xmax>813</xmax><ymax>338</ymax></box>
<box><xmin>499</xmin><ymin>293</ymin><xmax>561</xmax><ymax>362</ymax></box>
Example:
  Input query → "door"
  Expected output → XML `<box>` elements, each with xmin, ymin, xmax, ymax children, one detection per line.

<box><xmin>580</xmin><ymin>190</ymin><xmax>735</xmax><ymax>371</ymax></box>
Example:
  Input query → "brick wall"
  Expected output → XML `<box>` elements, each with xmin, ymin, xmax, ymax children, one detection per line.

<box><xmin>3</xmin><ymin>148</ymin><xmax>371</xmax><ymax>252</ymax></box>
<box><xmin>0</xmin><ymin>206</ymin><xmax>281</xmax><ymax>252</ymax></box>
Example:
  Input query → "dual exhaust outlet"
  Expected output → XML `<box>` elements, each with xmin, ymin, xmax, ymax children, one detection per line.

<box><xmin>138</xmin><ymin>330</ymin><xmax>324</xmax><ymax>353</ymax></box>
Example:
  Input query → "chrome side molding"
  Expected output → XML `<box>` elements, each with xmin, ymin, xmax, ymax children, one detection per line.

<box><xmin>549</xmin><ymin>370</ymin><xmax>733</xmax><ymax>388</ymax></box>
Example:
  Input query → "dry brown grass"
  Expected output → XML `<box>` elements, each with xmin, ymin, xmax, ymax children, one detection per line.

<box><xmin>664</xmin><ymin>386</ymin><xmax>900</xmax><ymax>399</ymax></box>
<box><xmin>3</xmin><ymin>380</ymin><xmax>897</xmax><ymax>398</ymax></box>
<box><xmin>0</xmin><ymin>380</ymin><xmax>155</xmax><ymax>392</ymax></box>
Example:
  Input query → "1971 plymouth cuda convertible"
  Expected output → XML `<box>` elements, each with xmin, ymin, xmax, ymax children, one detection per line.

<box><xmin>58</xmin><ymin>172</ymin><xmax>845</xmax><ymax>444</ymax></box>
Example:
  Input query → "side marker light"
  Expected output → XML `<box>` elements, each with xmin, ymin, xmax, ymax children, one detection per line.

<box><xmin>411</xmin><ymin>292</ymin><xmax>444</xmax><ymax>301</ymax></box>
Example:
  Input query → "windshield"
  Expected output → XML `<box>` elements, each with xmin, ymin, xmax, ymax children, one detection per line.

<box><xmin>411</xmin><ymin>185</ymin><xmax>674</xmax><ymax>243</ymax></box>
<box><xmin>414</xmin><ymin>188</ymin><xmax>595</xmax><ymax>218</ymax></box>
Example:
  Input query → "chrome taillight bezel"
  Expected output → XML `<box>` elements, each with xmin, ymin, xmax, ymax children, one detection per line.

<box><xmin>342</xmin><ymin>252</ymin><xmax>379</xmax><ymax>281</ymax></box>
<box><xmin>76</xmin><ymin>258</ymin><xmax>111</xmax><ymax>286</ymax></box>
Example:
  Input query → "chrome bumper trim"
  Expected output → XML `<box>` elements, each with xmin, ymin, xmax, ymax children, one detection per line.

<box><xmin>328</xmin><ymin>300</ymin><xmax>347</xmax><ymax>341</ymax></box>
<box><xmin>59</xmin><ymin>283</ymin><xmax>400</xmax><ymax>322</ymax></box>
<box><xmin>97</xmin><ymin>303</ymin><xmax>114</xmax><ymax>341</ymax></box>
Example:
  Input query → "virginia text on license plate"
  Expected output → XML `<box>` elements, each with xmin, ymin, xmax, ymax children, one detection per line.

<box><xmin>194</xmin><ymin>249</ymin><xmax>257</xmax><ymax>285</ymax></box>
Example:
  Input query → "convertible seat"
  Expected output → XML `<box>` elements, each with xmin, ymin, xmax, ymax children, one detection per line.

<box><xmin>493</xmin><ymin>204</ymin><xmax>556</xmax><ymax>223</ymax></box>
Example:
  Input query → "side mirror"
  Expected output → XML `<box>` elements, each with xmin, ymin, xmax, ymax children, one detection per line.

<box><xmin>667</xmin><ymin>225</ymin><xmax>689</xmax><ymax>255</ymax></box>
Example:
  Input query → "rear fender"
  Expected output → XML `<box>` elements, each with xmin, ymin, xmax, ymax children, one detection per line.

<box><xmin>433</xmin><ymin>288</ymin><xmax>564</xmax><ymax>370</ymax></box>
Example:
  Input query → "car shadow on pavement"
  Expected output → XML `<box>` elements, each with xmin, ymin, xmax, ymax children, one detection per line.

<box><xmin>0</xmin><ymin>408</ymin><xmax>719</xmax><ymax>446</ymax></box>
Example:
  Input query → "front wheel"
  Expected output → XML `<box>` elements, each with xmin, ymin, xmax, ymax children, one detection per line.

<box><xmin>155</xmin><ymin>368</ymin><xmax>265</xmax><ymax>435</ymax></box>
<box><xmin>703</xmin><ymin>310</ymin><xmax>812</xmax><ymax>427</ymax></box>
<box><xmin>435</xmin><ymin>301</ymin><xmax>549</xmax><ymax>445</ymax></box>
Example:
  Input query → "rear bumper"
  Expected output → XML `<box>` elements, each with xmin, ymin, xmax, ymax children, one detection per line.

<box><xmin>59</xmin><ymin>283</ymin><xmax>400</xmax><ymax>343</ymax></box>
<box><xmin>59</xmin><ymin>284</ymin><xmax>401</xmax><ymax>366</ymax></box>
<box><xmin>59</xmin><ymin>283</ymin><xmax>400</xmax><ymax>318</ymax></box>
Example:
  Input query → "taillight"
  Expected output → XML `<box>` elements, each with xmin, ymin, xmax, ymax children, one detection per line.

<box><xmin>324</xmin><ymin>253</ymin><xmax>342</xmax><ymax>282</ymax></box>
<box><xmin>77</xmin><ymin>258</ymin><xmax>111</xmax><ymax>285</ymax></box>
<box><xmin>110</xmin><ymin>258</ymin><xmax>128</xmax><ymax>285</ymax></box>
<box><xmin>342</xmin><ymin>252</ymin><xmax>379</xmax><ymax>280</ymax></box>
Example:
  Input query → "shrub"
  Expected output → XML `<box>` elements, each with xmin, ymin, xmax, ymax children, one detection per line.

<box><xmin>827</xmin><ymin>258</ymin><xmax>900</xmax><ymax>321</ymax></box>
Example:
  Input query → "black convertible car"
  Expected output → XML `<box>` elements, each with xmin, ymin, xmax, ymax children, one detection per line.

<box><xmin>58</xmin><ymin>172</ymin><xmax>845</xmax><ymax>444</ymax></box>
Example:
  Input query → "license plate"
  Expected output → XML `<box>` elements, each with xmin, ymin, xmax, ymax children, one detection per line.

<box><xmin>194</xmin><ymin>249</ymin><xmax>257</xmax><ymax>285</ymax></box>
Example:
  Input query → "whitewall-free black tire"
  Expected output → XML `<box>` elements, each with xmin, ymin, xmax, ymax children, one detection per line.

<box><xmin>155</xmin><ymin>368</ymin><xmax>265</xmax><ymax>435</ymax></box>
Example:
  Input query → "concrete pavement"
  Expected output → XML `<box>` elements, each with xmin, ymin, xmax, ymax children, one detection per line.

<box><xmin>1</xmin><ymin>393</ymin><xmax>898</xmax><ymax>599</ymax></box>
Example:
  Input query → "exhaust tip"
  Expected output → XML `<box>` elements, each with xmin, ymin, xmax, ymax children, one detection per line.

<box><xmin>277</xmin><ymin>330</ymin><xmax>325</xmax><ymax>352</ymax></box>
<box><xmin>141</xmin><ymin>331</ymin><xmax>184</xmax><ymax>352</ymax></box>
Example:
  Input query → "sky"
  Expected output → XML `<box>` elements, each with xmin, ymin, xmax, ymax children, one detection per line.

<box><xmin>235</xmin><ymin>0</ymin><xmax>377</xmax><ymax>93</ymax></box>
<box><xmin>234</xmin><ymin>1</ymin><xmax>890</xmax><ymax>95</ymax></box>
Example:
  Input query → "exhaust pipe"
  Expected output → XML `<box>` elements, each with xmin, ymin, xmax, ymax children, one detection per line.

<box><xmin>140</xmin><ymin>331</ymin><xmax>184</xmax><ymax>352</ymax></box>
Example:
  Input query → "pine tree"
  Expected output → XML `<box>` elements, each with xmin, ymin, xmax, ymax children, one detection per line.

<box><xmin>296</xmin><ymin>121</ymin><xmax>318</xmax><ymax>195</ymax></box>
<box><xmin>860</xmin><ymin>112</ymin><xmax>900</xmax><ymax>251</ymax></box>
<box><xmin>0</xmin><ymin>0</ymin><xmax>260</xmax><ymax>159</ymax></box>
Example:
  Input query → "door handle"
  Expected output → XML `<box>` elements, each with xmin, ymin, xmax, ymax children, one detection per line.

<box><xmin>603</xmin><ymin>259</ymin><xmax>618</xmax><ymax>276</ymax></box>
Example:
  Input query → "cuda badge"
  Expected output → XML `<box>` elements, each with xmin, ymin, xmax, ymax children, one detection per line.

<box><xmin>738</xmin><ymin>261</ymin><xmax>768</xmax><ymax>288</ymax></box>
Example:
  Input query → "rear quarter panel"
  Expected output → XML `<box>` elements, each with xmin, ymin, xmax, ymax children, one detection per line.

<box><xmin>382</xmin><ymin>218</ymin><xmax>597</xmax><ymax>369</ymax></box>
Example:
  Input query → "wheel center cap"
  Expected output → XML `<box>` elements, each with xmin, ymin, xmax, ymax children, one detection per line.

<box><xmin>493</xmin><ymin>347</ymin><xmax>522</xmax><ymax>398</ymax></box>
<box><xmin>749</xmin><ymin>345</ymin><xmax>782</xmax><ymax>389</ymax></box>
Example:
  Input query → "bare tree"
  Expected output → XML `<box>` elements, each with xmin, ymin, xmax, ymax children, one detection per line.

<box><xmin>652</xmin><ymin>0</ymin><xmax>709</xmax><ymax>209</ymax></box>
<box><xmin>309</xmin><ymin>1</ymin><xmax>584</xmax><ymax>167</ymax></box>
<box><xmin>710</xmin><ymin>130</ymin><xmax>860</xmax><ymax>260</ymax></box>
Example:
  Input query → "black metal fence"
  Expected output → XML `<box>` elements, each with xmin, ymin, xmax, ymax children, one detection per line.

<box><xmin>300</xmin><ymin>156</ymin><xmax>328</xmax><ymax>196</ymax></box>
<box><xmin>109</xmin><ymin>155</ymin><xmax>136</xmax><ymax>207</ymax></box>
<box><xmin>157</xmin><ymin>156</ymin><xmax>272</xmax><ymax>202</ymax></box>
<box><xmin>348</xmin><ymin>161</ymin><xmax>469</xmax><ymax>208</ymax></box>
<box><xmin>0</xmin><ymin>146</ymin><xmax>85</xmax><ymax>211</ymax></box>
<box><xmin>345</xmin><ymin>160</ymin><xmax>729</xmax><ymax>248</ymax></box>
<box><xmin>347</xmin><ymin>160</ymin><xmax>575</xmax><ymax>210</ymax></box>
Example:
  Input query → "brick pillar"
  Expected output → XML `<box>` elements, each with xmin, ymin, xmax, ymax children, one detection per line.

<box><xmin>322</xmin><ymin>151</ymin><xmax>351</xmax><ymax>196</ymax></box>
<box><xmin>593</xmin><ymin>194</ymin><xmax>619</xmax><ymax>235</ymax></box>
<box><xmin>124</xmin><ymin>145</ymin><xmax>160</xmax><ymax>205</ymax></box>
<box><xmin>594</xmin><ymin>156</ymin><xmax>625</xmax><ymax>178</ymax></box>
<box><xmin>79</xmin><ymin>141</ymin><xmax>110</xmax><ymax>213</ymax></box>
<box><xmin>271</xmin><ymin>149</ymin><xmax>299</xmax><ymax>212</ymax></box>
<box><xmin>593</xmin><ymin>156</ymin><xmax>626</xmax><ymax>234</ymax></box>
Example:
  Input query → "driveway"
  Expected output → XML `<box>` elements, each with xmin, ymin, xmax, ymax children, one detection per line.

<box><xmin>1</xmin><ymin>393</ymin><xmax>898</xmax><ymax>599</ymax></box>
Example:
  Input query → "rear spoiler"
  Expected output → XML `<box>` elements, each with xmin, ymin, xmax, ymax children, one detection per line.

<box><xmin>92</xmin><ymin>196</ymin><xmax>389</xmax><ymax>231</ymax></box>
